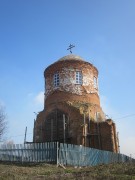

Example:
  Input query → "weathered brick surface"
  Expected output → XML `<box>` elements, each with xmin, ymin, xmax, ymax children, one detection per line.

<box><xmin>34</xmin><ymin>55</ymin><xmax>118</xmax><ymax>152</ymax></box>
<box><xmin>44</xmin><ymin>59</ymin><xmax>99</xmax><ymax>98</ymax></box>
<box><xmin>99</xmin><ymin>120</ymin><xmax>118</xmax><ymax>152</ymax></box>
<box><xmin>45</xmin><ymin>91</ymin><xmax>104</xmax><ymax>118</ymax></box>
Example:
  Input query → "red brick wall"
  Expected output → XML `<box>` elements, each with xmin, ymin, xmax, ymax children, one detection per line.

<box><xmin>99</xmin><ymin>120</ymin><xmax>118</xmax><ymax>152</ymax></box>
<box><xmin>34</xmin><ymin>108</ymin><xmax>118</xmax><ymax>152</ymax></box>
<box><xmin>44</xmin><ymin>58</ymin><xmax>104</xmax><ymax>119</ymax></box>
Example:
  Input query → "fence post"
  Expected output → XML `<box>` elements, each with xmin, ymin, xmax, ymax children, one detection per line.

<box><xmin>21</xmin><ymin>148</ymin><xmax>24</xmax><ymax>164</ymax></box>
<box><xmin>56</xmin><ymin>142</ymin><xmax>59</xmax><ymax>166</ymax></box>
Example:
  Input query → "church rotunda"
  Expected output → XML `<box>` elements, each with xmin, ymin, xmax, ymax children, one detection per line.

<box><xmin>33</xmin><ymin>54</ymin><xmax>119</xmax><ymax>152</ymax></box>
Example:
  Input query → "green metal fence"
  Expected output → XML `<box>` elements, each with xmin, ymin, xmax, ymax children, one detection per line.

<box><xmin>58</xmin><ymin>143</ymin><xmax>134</xmax><ymax>166</ymax></box>
<box><xmin>0</xmin><ymin>142</ymin><xmax>58</xmax><ymax>163</ymax></box>
<box><xmin>0</xmin><ymin>142</ymin><xmax>134</xmax><ymax>166</ymax></box>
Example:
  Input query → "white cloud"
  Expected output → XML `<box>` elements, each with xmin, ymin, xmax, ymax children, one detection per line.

<box><xmin>34</xmin><ymin>91</ymin><xmax>44</xmax><ymax>105</ymax></box>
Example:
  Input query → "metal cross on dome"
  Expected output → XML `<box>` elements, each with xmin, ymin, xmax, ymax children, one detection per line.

<box><xmin>67</xmin><ymin>44</ymin><xmax>75</xmax><ymax>54</ymax></box>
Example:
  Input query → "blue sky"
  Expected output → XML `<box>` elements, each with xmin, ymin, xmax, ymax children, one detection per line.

<box><xmin>0</xmin><ymin>0</ymin><xmax>135</xmax><ymax>157</ymax></box>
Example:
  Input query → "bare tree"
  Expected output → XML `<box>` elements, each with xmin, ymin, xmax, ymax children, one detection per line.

<box><xmin>0</xmin><ymin>106</ymin><xmax>7</xmax><ymax>140</ymax></box>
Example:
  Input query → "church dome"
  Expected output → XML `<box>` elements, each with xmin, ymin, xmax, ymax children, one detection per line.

<box><xmin>57</xmin><ymin>54</ymin><xmax>84</xmax><ymax>62</ymax></box>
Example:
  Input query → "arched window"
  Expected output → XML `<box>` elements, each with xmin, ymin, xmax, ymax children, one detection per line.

<box><xmin>45</xmin><ymin>110</ymin><xmax>69</xmax><ymax>143</ymax></box>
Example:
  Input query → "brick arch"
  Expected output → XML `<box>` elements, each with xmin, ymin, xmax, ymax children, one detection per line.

<box><xmin>43</xmin><ymin>102</ymin><xmax>84</xmax><ymax>144</ymax></box>
<box><xmin>44</xmin><ymin>108</ymin><xmax>69</xmax><ymax>143</ymax></box>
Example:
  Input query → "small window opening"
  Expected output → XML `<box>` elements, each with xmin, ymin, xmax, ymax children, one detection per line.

<box><xmin>54</xmin><ymin>73</ymin><xmax>60</xmax><ymax>87</ymax></box>
<box><xmin>95</xmin><ymin>112</ymin><xmax>100</xmax><ymax>121</ymax></box>
<box><xmin>76</xmin><ymin>71</ymin><xmax>82</xmax><ymax>84</ymax></box>
<box><xmin>94</xmin><ymin>76</ymin><xmax>98</xmax><ymax>89</ymax></box>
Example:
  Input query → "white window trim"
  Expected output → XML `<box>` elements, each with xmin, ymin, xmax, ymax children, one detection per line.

<box><xmin>94</xmin><ymin>76</ymin><xmax>98</xmax><ymax>89</ymax></box>
<box><xmin>76</xmin><ymin>71</ymin><xmax>83</xmax><ymax>85</ymax></box>
<box><xmin>95</xmin><ymin>112</ymin><xmax>100</xmax><ymax>121</ymax></box>
<box><xmin>54</xmin><ymin>73</ymin><xmax>60</xmax><ymax>87</ymax></box>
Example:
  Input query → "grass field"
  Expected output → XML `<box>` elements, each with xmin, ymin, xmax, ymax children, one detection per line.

<box><xmin>0</xmin><ymin>162</ymin><xmax>135</xmax><ymax>180</ymax></box>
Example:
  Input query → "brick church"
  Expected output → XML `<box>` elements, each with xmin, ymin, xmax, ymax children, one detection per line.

<box><xmin>33</xmin><ymin>54</ymin><xmax>119</xmax><ymax>153</ymax></box>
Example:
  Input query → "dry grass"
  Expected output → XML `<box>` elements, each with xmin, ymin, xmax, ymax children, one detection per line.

<box><xmin>0</xmin><ymin>162</ymin><xmax>135</xmax><ymax>180</ymax></box>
